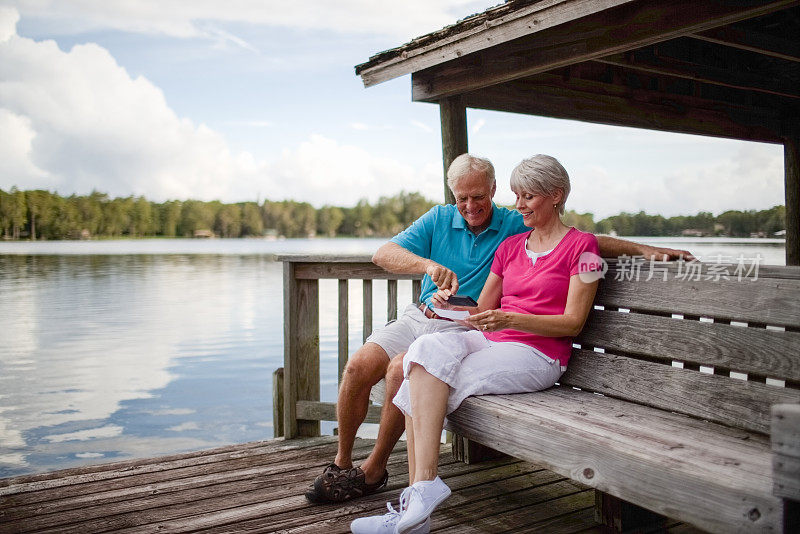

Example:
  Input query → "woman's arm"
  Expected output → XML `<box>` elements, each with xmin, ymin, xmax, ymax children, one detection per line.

<box><xmin>466</xmin><ymin>275</ymin><xmax>599</xmax><ymax>337</ymax></box>
<box><xmin>431</xmin><ymin>271</ymin><xmax>503</xmax><ymax>313</ymax></box>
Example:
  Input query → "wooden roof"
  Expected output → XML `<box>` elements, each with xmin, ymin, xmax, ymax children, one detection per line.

<box><xmin>355</xmin><ymin>0</ymin><xmax>800</xmax><ymax>144</ymax></box>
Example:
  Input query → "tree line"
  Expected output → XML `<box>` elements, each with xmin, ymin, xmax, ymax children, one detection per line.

<box><xmin>0</xmin><ymin>187</ymin><xmax>786</xmax><ymax>240</ymax></box>
<box><xmin>0</xmin><ymin>188</ymin><xmax>436</xmax><ymax>240</ymax></box>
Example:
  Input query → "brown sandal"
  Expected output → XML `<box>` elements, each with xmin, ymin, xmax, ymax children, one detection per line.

<box><xmin>305</xmin><ymin>463</ymin><xmax>389</xmax><ymax>503</ymax></box>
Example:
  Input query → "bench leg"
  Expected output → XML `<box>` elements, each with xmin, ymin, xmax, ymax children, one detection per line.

<box><xmin>595</xmin><ymin>491</ymin><xmax>667</xmax><ymax>533</ymax></box>
<box><xmin>451</xmin><ymin>432</ymin><xmax>505</xmax><ymax>464</ymax></box>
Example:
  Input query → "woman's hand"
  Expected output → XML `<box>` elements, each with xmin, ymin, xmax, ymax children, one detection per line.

<box><xmin>466</xmin><ymin>309</ymin><xmax>513</xmax><ymax>332</ymax></box>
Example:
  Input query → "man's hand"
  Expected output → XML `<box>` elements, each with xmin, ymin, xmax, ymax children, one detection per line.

<box><xmin>426</xmin><ymin>263</ymin><xmax>459</xmax><ymax>294</ymax></box>
<box><xmin>639</xmin><ymin>245</ymin><xmax>695</xmax><ymax>262</ymax></box>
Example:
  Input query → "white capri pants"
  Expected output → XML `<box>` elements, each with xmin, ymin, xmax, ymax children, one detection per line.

<box><xmin>392</xmin><ymin>329</ymin><xmax>563</xmax><ymax>417</ymax></box>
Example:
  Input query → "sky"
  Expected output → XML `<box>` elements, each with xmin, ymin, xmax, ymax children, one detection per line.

<box><xmin>0</xmin><ymin>0</ymin><xmax>786</xmax><ymax>219</ymax></box>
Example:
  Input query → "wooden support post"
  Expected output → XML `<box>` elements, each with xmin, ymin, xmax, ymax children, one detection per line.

<box><xmin>283</xmin><ymin>262</ymin><xmax>320</xmax><ymax>439</ymax></box>
<box><xmin>451</xmin><ymin>434</ymin><xmax>506</xmax><ymax>464</ymax></box>
<box><xmin>594</xmin><ymin>491</ymin><xmax>667</xmax><ymax>533</ymax></box>
<box><xmin>772</xmin><ymin>404</ymin><xmax>800</xmax><ymax>532</ymax></box>
<box><xmin>272</xmin><ymin>367</ymin><xmax>284</xmax><ymax>438</ymax></box>
<box><xmin>439</xmin><ymin>95</ymin><xmax>468</xmax><ymax>205</ymax></box>
<box><xmin>785</xmin><ymin>132</ymin><xmax>800</xmax><ymax>266</ymax></box>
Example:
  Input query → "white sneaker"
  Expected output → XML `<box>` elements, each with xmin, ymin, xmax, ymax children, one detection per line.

<box><xmin>349</xmin><ymin>488</ymin><xmax>431</xmax><ymax>534</ymax></box>
<box><xmin>395</xmin><ymin>477</ymin><xmax>451</xmax><ymax>534</ymax></box>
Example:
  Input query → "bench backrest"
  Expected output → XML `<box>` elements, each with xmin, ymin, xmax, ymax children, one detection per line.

<box><xmin>561</xmin><ymin>260</ymin><xmax>800</xmax><ymax>435</ymax></box>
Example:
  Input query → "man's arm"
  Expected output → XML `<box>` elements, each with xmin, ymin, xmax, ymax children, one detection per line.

<box><xmin>372</xmin><ymin>242</ymin><xmax>459</xmax><ymax>293</ymax></box>
<box><xmin>596</xmin><ymin>235</ymin><xmax>695</xmax><ymax>261</ymax></box>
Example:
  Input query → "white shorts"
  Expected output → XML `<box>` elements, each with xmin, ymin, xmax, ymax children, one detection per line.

<box><xmin>365</xmin><ymin>303</ymin><xmax>468</xmax><ymax>359</ymax></box>
<box><xmin>392</xmin><ymin>329</ymin><xmax>563</xmax><ymax>417</ymax></box>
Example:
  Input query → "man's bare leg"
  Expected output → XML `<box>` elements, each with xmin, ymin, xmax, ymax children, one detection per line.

<box><xmin>359</xmin><ymin>353</ymin><xmax>407</xmax><ymax>484</ymax></box>
<box><xmin>334</xmin><ymin>342</ymin><xmax>390</xmax><ymax>471</ymax></box>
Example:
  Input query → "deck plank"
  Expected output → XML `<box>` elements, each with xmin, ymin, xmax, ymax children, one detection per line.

<box><xmin>0</xmin><ymin>437</ymin><xmax>703</xmax><ymax>533</ymax></box>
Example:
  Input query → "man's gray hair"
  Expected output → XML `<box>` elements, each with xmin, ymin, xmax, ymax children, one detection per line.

<box><xmin>510</xmin><ymin>154</ymin><xmax>571</xmax><ymax>215</ymax></box>
<box><xmin>446</xmin><ymin>154</ymin><xmax>495</xmax><ymax>190</ymax></box>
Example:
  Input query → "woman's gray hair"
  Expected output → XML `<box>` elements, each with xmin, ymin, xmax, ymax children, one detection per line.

<box><xmin>510</xmin><ymin>154</ymin><xmax>571</xmax><ymax>215</ymax></box>
<box><xmin>446</xmin><ymin>154</ymin><xmax>495</xmax><ymax>190</ymax></box>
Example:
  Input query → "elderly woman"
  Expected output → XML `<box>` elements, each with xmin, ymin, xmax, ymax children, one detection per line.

<box><xmin>350</xmin><ymin>155</ymin><xmax>601</xmax><ymax>534</ymax></box>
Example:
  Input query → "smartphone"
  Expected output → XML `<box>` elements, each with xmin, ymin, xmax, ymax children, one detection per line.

<box><xmin>446</xmin><ymin>295</ymin><xmax>478</xmax><ymax>307</ymax></box>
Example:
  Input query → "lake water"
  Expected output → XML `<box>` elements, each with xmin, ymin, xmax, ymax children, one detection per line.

<box><xmin>0</xmin><ymin>236</ymin><xmax>786</xmax><ymax>477</ymax></box>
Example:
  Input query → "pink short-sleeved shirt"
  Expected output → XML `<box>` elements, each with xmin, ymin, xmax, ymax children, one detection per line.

<box><xmin>483</xmin><ymin>227</ymin><xmax>599</xmax><ymax>368</ymax></box>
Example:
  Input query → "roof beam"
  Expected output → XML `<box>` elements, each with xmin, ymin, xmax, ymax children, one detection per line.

<box><xmin>412</xmin><ymin>0</ymin><xmax>797</xmax><ymax>102</ymax></box>
<box><xmin>357</xmin><ymin>0</ymin><xmax>637</xmax><ymax>87</ymax></box>
<box><xmin>691</xmin><ymin>23</ymin><xmax>800</xmax><ymax>63</ymax></box>
<box><xmin>460</xmin><ymin>71</ymin><xmax>785</xmax><ymax>144</ymax></box>
<box><xmin>594</xmin><ymin>39</ymin><xmax>800</xmax><ymax>99</ymax></box>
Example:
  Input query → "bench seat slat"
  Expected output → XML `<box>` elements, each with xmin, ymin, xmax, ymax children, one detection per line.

<box><xmin>596</xmin><ymin>274</ymin><xmax>800</xmax><ymax>329</ymax></box>
<box><xmin>447</xmin><ymin>388</ymin><xmax>781</xmax><ymax>534</ymax></box>
<box><xmin>576</xmin><ymin>310</ymin><xmax>800</xmax><ymax>381</ymax></box>
<box><xmin>560</xmin><ymin>350</ymin><xmax>800</xmax><ymax>434</ymax></box>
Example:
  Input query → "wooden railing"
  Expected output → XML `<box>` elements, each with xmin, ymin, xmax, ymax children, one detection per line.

<box><xmin>276</xmin><ymin>254</ymin><xmax>422</xmax><ymax>439</ymax></box>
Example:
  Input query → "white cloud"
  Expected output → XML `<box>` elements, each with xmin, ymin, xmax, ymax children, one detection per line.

<box><xmin>0</xmin><ymin>9</ymin><xmax>444</xmax><ymax>205</ymax></box>
<box><xmin>0</xmin><ymin>6</ymin><xmax>18</xmax><ymax>42</ymax></box>
<box><xmin>471</xmin><ymin>118</ymin><xmax>486</xmax><ymax>135</ymax></box>
<box><xmin>4</xmin><ymin>1</ymin><xmax>489</xmax><ymax>40</ymax></box>
<box><xmin>266</xmin><ymin>134</ymin><xmax>442</xmax><ymax>206</ymax></box>
<box><xmin>562</xmin><ymin>143</ymin><xmax>784</xmax><ymax>219</ymax></box>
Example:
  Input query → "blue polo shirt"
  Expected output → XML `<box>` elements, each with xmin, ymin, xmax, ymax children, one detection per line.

<box><xmin>391</xmin><ymin>203</ymin><xmax>528</xmax><ymax>307</ymax></box>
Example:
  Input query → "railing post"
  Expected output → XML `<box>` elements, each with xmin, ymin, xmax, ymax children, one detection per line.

<box><xmin>283</xmin><ymin>260</ymin><xmax>320</xmax><ymax>438</ymax></box>
<box><xmin>338</xmin><ymin>279</ymin><xmax>349</xmax><ymax>384</ymax></box>
<box><xmin>387</xmin><ymin>279</ymin><xmax>398</xmax><ymax>321</ymax></box>
<box><xmin>363</xmin><ymin>279</ymin><xmax>373</xmax><ymax>343</ymax></box>
<box><xmin>272</xmin><ymin>367</ymin><xmax>284</xmax><ymax>438</ymax></box>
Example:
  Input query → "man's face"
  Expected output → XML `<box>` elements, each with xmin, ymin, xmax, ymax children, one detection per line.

<box><xmin>451</xmin><ymin>170</ymin><xmax>496</xmax><ymax>231</ymax></box>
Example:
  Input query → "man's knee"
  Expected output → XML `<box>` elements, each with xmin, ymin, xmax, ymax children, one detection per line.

<box><xmin>342</xmin><ymin>343</ymin><xmax>389</xmax><ymax>389</ymax></box>
<box><xmin>385</xmin><ymin>352</ymin><xmax>406</xmax><ymax>393</ymax></box>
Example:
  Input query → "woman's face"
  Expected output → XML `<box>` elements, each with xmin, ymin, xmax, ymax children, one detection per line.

<box><xmin>514</xmin><ymin>188</ymin><xmax>559</xmax><ymax>228</ymax></box>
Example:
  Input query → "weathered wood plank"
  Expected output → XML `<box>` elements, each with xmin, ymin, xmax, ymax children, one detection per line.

<box><xmin>0</xmin><ymin>441</ymin><xmax>388</xmax><ymax>528</ymax></box>
<box><xmin>294</xmin><ymin>262</ymin><xmax>421</xmax><ymax>280</ymax></box>
<box><xmin>446</xmin><ymin>389</ymin><xmax>782</xmax><ymax>534</ymax></box>
<box><xmin>0</xmin><ymin>438</ymin><xmax>324</xmax><ymax>494</ymax></box>
<box><xmin>411</xmin><ymin>0</ymin><xmax>796</xmax><ymax>101</ymax></box>
<box><xmin>94</xmin><ymin>450</ymin><xmax>501</xmax><ymax>534</ymax></box>
<box><xmin>295</xmin><ymin>400</ymin><xmax>382</xmax><ymax>425</ymax></box>
<box><xmin>283</xmin><ymin>262</ymin><xmax>320</xmax><ymax>439</ymax></box>
<box><xmin>357</xmin><ymin>0</ymin><xmax>635</xmax><ymax>87</ymax></box>
<box><xmin>576</xmin><ymin>309</ymin><xmax>800</xmax><ymax>381</ymax></box>
<box><xmin>412</xmin><ymin>279</ymin><xmax>421</xmax><ymax>304</ymax></box>
<box><xmin>561</xmin><ymin>349</ymin><xmax>800</xmax><ymax>434</ymax></box>
<box><xmin>594</xmin><ymin>267</ymin><xmax>800</xmax><ymax>328</ymax></box>
<box><xmin>773</xmin><ymin>404</ymin><xmax>800</xmax><ymax>502</ymax></box>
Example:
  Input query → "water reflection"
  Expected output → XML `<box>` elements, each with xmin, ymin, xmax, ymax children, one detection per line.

<box><xmin>0</xmin><ymin>255</ymin><xmax>285</xmax><ymax>476</ymax></box>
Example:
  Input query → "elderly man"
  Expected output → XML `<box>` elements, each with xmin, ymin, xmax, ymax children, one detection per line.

<box><xmin>305</xmin><ymin>153</ymin><xmax>689</xmax><ymax>504</ymax></box>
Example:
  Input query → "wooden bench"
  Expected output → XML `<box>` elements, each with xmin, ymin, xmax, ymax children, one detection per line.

<box><xmin>434</xmin><ymin>259</ymin><xmax>800</xmax><ymax>533</ymax></box>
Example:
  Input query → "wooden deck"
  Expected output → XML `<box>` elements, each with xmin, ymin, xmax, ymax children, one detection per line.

<box><xmin>0</xmin><ymin>436</ymin><xmax>705</xmax><ymax>533</ymax></box>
